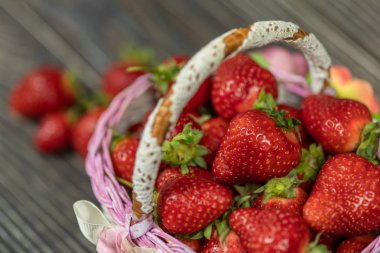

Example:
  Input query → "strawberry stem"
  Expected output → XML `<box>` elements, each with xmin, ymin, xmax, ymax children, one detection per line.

<box><xmin>255</xmin><ymin>176</ymin><xmax>300</xmax><ymax>203</ymax></box>
<box><xmin>356</xmin><ymin>122</ymin><xmax>380</xmax><ymax>165</ymax></box>
<box><xmin>116</xmin><ymin>177</ymin><xmax>133</xmax><ymax>188</ymax></box>
<box><xmin>254</xmin><ymin>90</ymin><xmax>301</xmax><ymax>131</ymax></box>
<box><xmin>288</xmin><ymin>144</ymin><xmax>325</xmax><ymax>183</ymax></box>
<box><xmin>162</xmin><ymin>124</ymin><xmax>209</xmax><ymax>171</ymax></box>
<box><xmin>307</xmin><ymin>233</ymin><xmax>330</xmax><ymax>253</ymax></box>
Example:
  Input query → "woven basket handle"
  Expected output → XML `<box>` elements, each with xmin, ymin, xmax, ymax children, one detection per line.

<box><xmin>131</xmin><ymin>21</ymin><xmax>331</xmax><ymax>219</ymax></box>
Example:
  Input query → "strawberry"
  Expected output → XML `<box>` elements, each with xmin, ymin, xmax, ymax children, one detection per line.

<box><xmin>72</xmin><ymin>108</ymin><xmax>105</xmax><ymax>158</ymax></box>
<box><xmin>155</xmin><ymin>166</ymin><xmax>213</xmax><ymax>191</ymax></box>
<box><xmin>212</xmin><ymin>53</ymin><xmax>278</xmax><ymax>119</ymax></box>
<box><xmin>168</xmin><ymin>113</ymin><xmax>201</xmax><ymax>140</ymax></box>
<box><xmin>177</xmin><ymin>238</ymin><xmax>202</xmax><ymax>252</ymax></box>
<box><xmin>278</xmin><ymin>104</ymin><xmax>310</xmax><ymax>146</ymax></box>
<box><xmin>9</xmin><ymin>66</ymin><xmax>77</xmax><ymax>118</ymax></box>
<box><xmin>303</xmin><ymin>153</ymin><xmax>380</xmax><ymax>236</ymax></box>
<box><xmin>301</xmin><ymin>95</ymin><xmax>372</xmax><ymax>154</ymax></box>
<box><xmin>34</xmin><ymin>112</ymin><xmax>72</xmax><ymax>153</ymax></box>
<box><xmin>229</xmin><ymin>208</ymin><xmax>311</xmax><ymax>253</ymax></box>
<box><xmin>158</xmin><ymin>176</ymin><xmax>233</xmax><ymax>234</ymax></box>
<box><xmin>254</xmin><ymin>185</ymin><xmax>308</xmax><ymax>215</ymax></box>
<box><xmin>201</xmin><ymin>231</ymin><xmax>243</xmax><ymax>253</ymax></box>
<box><xmin>162</xmin><ymin>123</ymin><xmax>209</xmax><ymax>172</ymax></box>
<box><xmin>102</xmin><ymin>62</ymin><xmax>145</xmax><ymax>97</ymax></box>
<box><xmin>111</xmin><ymin>136</ymin><xmax>139</xmax><ymax>183</ymax></box>
<box><xmin>212</xmin><ymin>109</ymin><xmax>301</xmax><ymax>184</ymax></box>
<box><xmin>200</xmin><ymin>117</ymin><xmax>229</xmax><ymax>167</ymax></box>
<box><xmin>336</xmin><ymin>234</ymin><xmax>375</xmax><ymax>253</ymax></box>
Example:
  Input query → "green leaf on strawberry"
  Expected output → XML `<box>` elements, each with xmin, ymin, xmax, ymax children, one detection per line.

<box><xmin>288</xmin><ymin>144</ymin><xmax>325</xmax><ymax>183</ymax></box>
<box><xmin>255</xmin><ymin>176</ymin><xmax>300</xmax><ymax>203</ymax></box>
<box><xmin>356</xmin><ymin>121</ymin><xmax>380</xmax><ymax>165</ymax></box>
<box><xmin>162</xmin><ymin>124</ymin><xmax>209</xmax><ymax>172</ymax></box>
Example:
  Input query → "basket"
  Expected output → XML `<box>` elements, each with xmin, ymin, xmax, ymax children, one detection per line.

<box><xmin>74</xmin><ymin>21</ymin><xmax>380</xmax><ymax>253</ymax></box>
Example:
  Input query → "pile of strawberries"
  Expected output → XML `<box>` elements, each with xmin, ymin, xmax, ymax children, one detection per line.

<box><xmin>8</xmin><ymin>54</ymin><xmax>147</xmax><ymax>157</ymax></box>
<box><xmin>10</xmin><ymin>48</ymin><xmax>380</xmax><ymax>253</ymax></box>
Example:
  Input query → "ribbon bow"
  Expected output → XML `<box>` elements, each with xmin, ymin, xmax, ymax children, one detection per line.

<box><xmin>73</xmin><ymin>200</ymin><xmax>159</xmax><ymax>253</ymax></box>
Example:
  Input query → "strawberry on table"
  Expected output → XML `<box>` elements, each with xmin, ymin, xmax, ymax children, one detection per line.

<box><xmin>34</xmin><ymin>111</ymin><xmax>74</xmax><ymax>153</ymax></box>
<box><xmin>72</xmin><ymin>108</ymin><xmax>105</xmax><ymax>158</ymax></box>
<box><xmin>211</xmin><ymin>53</ymin><xmax>278</xmax><ymax>119</ymax></box>
<box><xmin>111</xmin><ymin>136</ymin><xmax>139</xmax><ymax>184</ymax></box>
<box><xmin>303</xmin><ymin>153</ymin><xmax>380</xmax><ymax>236</ymax></box>
<box><xmin>9</xmin><ymin>66</ymin><xmax>79</xmax><ymax>118</ymax></box>
<box><xmin>158</xmin><ymin>176</ymin><xmax>233</xmax><ymax>235</ymax></box>
<box><xmin>301</xmin><ymin>95</ymin><xmax>372</xmax><ymax>154</ymax></box>
<box><xmin>336</xmin><ymin>234</ymin><xmax>375</xmax><ymax>253</ymax></box>
<box><xmin>229</xmin><ymin>208</ymin><xmax>316</xmax><ymax>253</ymax></box>
<box><xmin>212</xmin><ymin>92</ymin><xmax>302</xmax><ymax>184</ymax></box>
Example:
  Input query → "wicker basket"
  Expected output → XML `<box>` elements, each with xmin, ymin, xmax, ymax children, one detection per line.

<box><xmin>76</xmin><ymin>21</ymin><xmax>380</xmax><ymax>253</ymax></box>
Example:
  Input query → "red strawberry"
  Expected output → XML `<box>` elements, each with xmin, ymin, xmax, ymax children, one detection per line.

<box><xmin>72</xmin><ymin>108</ymin><xmax>105</xmax><ymax>158</ymax></box>
<box><xmin>168</xmin><ymin>113</ymin><xmax>201</xmax><ymax>140</ymax></box>
<box><xmin>200</xmin><ymin>117</ymin><xmax>229</xmax><ymax>167</ymax></box>
<box><xmin>278</xmin><ymin>104</ymin><xmax>310</xmax><ymax>146</ymax></box>
<box><xmin>229</xmin><ymin>208</ymin><xmax>310</xmax><ymax>253</ymax></box>
<box><xmin>201</xmin><ymin>231</ymin><xmax>243</xmax><ymax>253</ymax></box>
<box><xmin>212</xmin><ymin>54</ymin><xmax>278</xmax><ymax>119</ymax></box>
<box><xmin>102</xmin><ymin>62</ymin><xmax>145</xmax><ymax>97</ymax></box>
<box><xmin>303</xmin><ymin>153</ymin><xmax>380</xmax><ymax>236</ymax></box>
<box><xmin>301</xmin><ymin>95</ymin><xmax>372</xmax><ymax>154</ymax></box>
<box><xmin>178</xmin><ymin>238</ymin><xmax>202</xmax><ymax>252</ymax></box>
<box><xmin>212</xmin><ymin>110</ymin><xmax>301</xmax><ymax>184</ymax></box>
<box><xmin>112</xmin><ymin>137</ymin><xmax>139</xmax><ymax>183</ymax></box>
<box><xmin>158</xmin><ymin>176</ymin><xmax>233</xmax><ymax>234</ymax></box>
<box><xmin>9</xmin><ymin>66</ymin><xmax>77</xmax><ymax>118</ymax></box>
<box><xmin>155</xmin><ymin>166</ymin><xmax>213</xmax><ymax>191</ymax></box>
<box><xmin>34</xmin><ymin>112</ymin><xmax>72</xmax><ymax>153</ymax></box>
<box><xmin>254</xmin><ymin>187</ymin><xmax>308</xmax><ymax>215</ymax></box>
<box><xmin>336</xmin><ymin>234</ymin><xmax>375</xmax><ymax>253</ymax></box>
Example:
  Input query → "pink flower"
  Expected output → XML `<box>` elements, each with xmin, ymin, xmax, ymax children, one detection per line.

<box><xmin>330</xmin><ymin>65</ymin><xmax>379</xmax><ymax>114</ymax></box>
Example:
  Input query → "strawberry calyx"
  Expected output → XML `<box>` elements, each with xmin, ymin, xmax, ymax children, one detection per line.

<box><xmin>62</xmin><ymin>71</ymin><xmax>86</xmax><ymax>101</ymax></box>
<box><xmin>307</xmin><ymin>233</ymin><xmax>330</xmax><ymax>253</ymax></box>
<box><xmin>288</xmin><ymin>144</ymin><xmax>325</xmax><ymax>183</ymax></box>
<box><xmin>110</xmin><ymin>131</ymin><xmax>129</xmax><ymax>152</ymax></box>
<box><xmin>250</xmin><ymin>52</ymin><xmax>270</xmax><ymax>69</ymax></box>
<box><xmin>116</xmin><ymin>176</ymin><xmax>133</xmax><ymax>189</ymax></box>
<box><xmin>233</xmin><ymin>184</ymin><xmax>261</xmax><ymax>208</ymax></box>
<box><xmin>254</xmin><ymin>176</ymin><xmax>300</xmax><ymax>203</ymax></box>
<box><xmin>119</xmin><ymin>44</ymin><xmax>156</xmax><ymax>65</ymax></box>
<box><xmin>129</xmin><ymin>62</ymin><xmax>181</xmax><ymax>95</ymax></box>
<box><xmin>254</xmin><ymin>89</ymin><xmax>301</xmax><ymax>132</ymax></box>
<box><xmin>356</xmin><ymin>122</ymin><xmax>380</xmax><ymax>165</ymax></box>
<box><xmin>162</xmin><ymin>124</ymin><xmax>209</xmax><ymax>173</ymax></box>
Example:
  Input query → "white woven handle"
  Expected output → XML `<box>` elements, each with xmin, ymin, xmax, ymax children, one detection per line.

<box><xmin>132</xmin><ymin>21</ymin><xmax>331</xmax><ymax>218</ymax></box>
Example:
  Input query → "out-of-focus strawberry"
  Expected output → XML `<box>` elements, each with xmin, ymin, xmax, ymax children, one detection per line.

<box><xmin>72</xmin><ymin>108</ymin><xmax>105</xmax><ymax>158</ymax></box>
<box><xmin>201</xmin><ymin>231</ymin><xmax>243</xmax><ymax>253</ymax></box>
<box><xmin>177</xmin><ymin>238</ymin><xmax>202</xmax><ymax>252</ymax></box>
<box><xmin>102</xmin><ymin>62</ymin><xmax>145</xmax><ymax>97</ymax></box>
<box><xmin>34</xmin><ymin>111</ymin><xmax>73</xmax><ymax>153</ymax></box>
<box><xmin>211</xmin><ymin>54</ymin><xmax>278</xmax><ymax>119</ymax></box>
<box><xmin>9</xmin><ymin>66</ymin><xmax>78</xmax><ymax>118</ymax></box>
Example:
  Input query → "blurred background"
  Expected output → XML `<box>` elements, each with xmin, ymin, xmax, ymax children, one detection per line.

<box><xmin>0</xmin><ymin>0</ymin><xmax>379</xmax><ymax>252</ymax></box>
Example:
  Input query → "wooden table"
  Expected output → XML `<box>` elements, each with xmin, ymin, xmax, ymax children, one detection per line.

<box><xmin>0</xmin><ymin>1</ymin><xmax>379</xmax><ymax>252</ymax></box>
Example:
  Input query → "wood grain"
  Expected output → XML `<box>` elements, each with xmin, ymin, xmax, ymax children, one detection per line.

<box><xmin>0</xmin><ymin>0</ymin><xmax>379</xmax><ymax>252</ymax></box>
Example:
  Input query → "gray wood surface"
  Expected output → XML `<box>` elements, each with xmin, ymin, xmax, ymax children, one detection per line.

<box><xmin>0</xmin><ymin>0</ymin><xmax>379</xmax><ymax>252</ymax></box>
